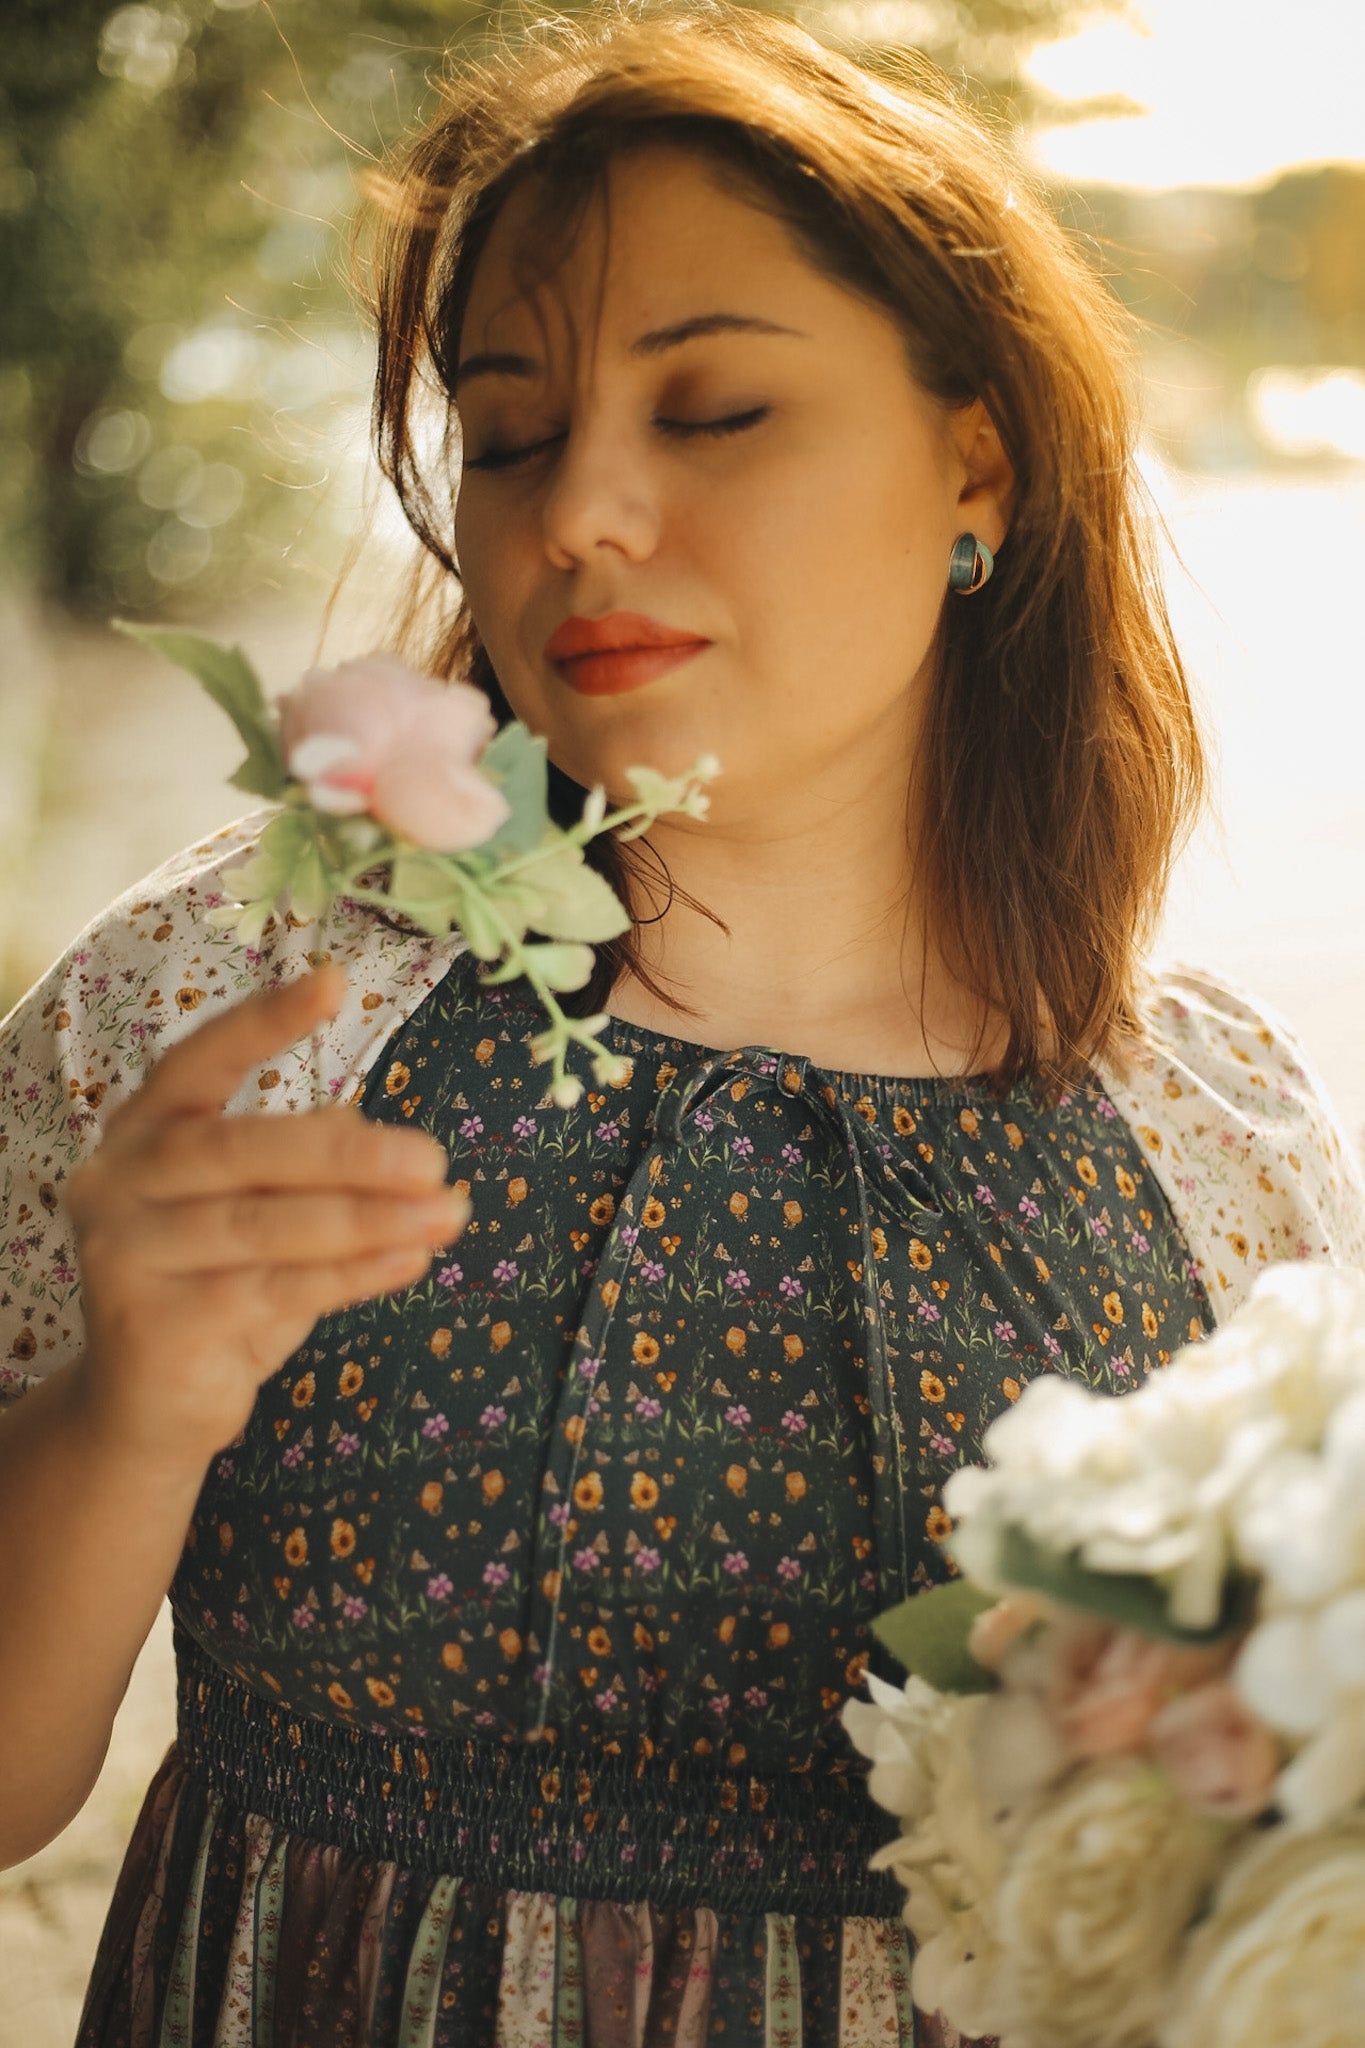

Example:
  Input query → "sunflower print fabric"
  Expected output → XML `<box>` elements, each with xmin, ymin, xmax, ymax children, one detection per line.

<box><xmin>73</xmin><ymin>946</ymin><xmax>1218</xmax><ymax>2045</ymax></box>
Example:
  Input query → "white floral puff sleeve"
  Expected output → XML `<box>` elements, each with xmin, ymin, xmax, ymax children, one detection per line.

<box><xmin>0</xmin><ymin>814</ymin><xmax>464</xmax><ymax>1408</ymax></box>
<box><xmin>1098</xmin><ymin>965</ymin><xmax>1365</xmax><ymax>1323</ymax></box>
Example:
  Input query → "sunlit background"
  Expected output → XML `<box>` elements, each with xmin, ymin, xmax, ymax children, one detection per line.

<box><xmin>2</xmin><ymin>2</ymin><xmax>1363</xmax><ymax>2038</ymax></box>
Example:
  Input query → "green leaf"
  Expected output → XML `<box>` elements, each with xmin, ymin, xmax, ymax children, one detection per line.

<box><xmin>388</xmin><ymin>851</ymin><xmax>462</xmax><ymax>934</ymax></box>
<box><xmin>114</xmin><ymin>622</ymin><xmax>289</xmax><ymax>800</ymax></box>
<box><xmin>871</xmin><ymin>1580</ymin><xmax>998</xmax><ymax>1694</ymax></box>
<box><xmin>518</xmin><ymin>939</ymin><xmax>596</xmax><ymax>992</ymax></box>
<box><xmin>453</xmin><ymin>879</ymin><xmax>508</xmax><ymax>960</ymax></box>
<box><xmin>474</xmin><ymin>722</ymin><xmax>549</xmax><ymax>857</ymax></box>
<box><xmin>508</xmin><ymin>833</ymin><xmax>631</xmax><ymax>943</ymax></box>
<box><xmin>968</xmin><ymin>1524</ymin><xmax>1258</xmax><ymax>1647</ymax></box>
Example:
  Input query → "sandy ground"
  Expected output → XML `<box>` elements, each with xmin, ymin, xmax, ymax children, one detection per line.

<box><xmin>1</xmin><ymin>466</ymin><xmax>1362</xmax><ymax>2041</ymax></box>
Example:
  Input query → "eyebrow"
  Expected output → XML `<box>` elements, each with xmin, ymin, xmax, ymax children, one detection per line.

<box><xmin>452</xmin><ymin>312</ymin><xmax>807</xmax><ymax>391</ymax></box>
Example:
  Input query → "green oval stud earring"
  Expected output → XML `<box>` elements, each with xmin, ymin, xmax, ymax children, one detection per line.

<box><xmin>948</xmin><ymin>533</ymin><xmax>995</xmax><ymax>595</ymax></box>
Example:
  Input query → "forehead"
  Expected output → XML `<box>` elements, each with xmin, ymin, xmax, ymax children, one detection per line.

<box><xmin>456</xmin><ymin>146</ymin><xmax>827</xmax><ymax>358</ymax></box>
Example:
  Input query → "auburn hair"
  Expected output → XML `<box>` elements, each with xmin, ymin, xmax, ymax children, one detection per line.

<box><xmin>360</xmin><ymin>0</ymin><xmax>1205</xmax><ymax>1091</ymax></box>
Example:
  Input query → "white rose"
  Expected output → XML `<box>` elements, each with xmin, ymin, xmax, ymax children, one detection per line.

<box><xmin>991</xmin><ymin>1761</ymin><xmax>1226</xmax><ymax>2048</ymax></box>
<box><xmin>848</xmin><ymin>1684</ymin><xmax>1013</xmax><ymax>2039</ymax></box>
<box><xmin>1160</xmin><ymin>1820</ymin><xmax>1365</xmax><ymax>2048</ymax></box>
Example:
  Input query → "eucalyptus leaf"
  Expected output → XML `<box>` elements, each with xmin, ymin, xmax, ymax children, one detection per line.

<box><xmin>475</xmin><ymin>723</ymin><xmax>550</xmax><ymax>857</ymax></box>
<box><xmin>871</xmin><ymin>1580</ymin><xmax>998</xmax><ymax>1694</ymax></box>
<box><xmin>115</xmin><ymin>621</ymin><xmax>289</xmax><ymax>800</ymax></box>
<box><xmin>969</xmin><ymin>1524</ymin><xmax>1257</xmax><ymax>1647</ymax></box>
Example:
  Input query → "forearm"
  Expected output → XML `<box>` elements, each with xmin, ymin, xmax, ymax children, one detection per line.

<box><xmin>0</xmin><ymin>1359</ymin><xmax>207</xmax><ymax>1869</ymax></box>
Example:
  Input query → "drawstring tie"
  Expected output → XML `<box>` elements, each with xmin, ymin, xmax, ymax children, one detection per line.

<box><xmin>520</xmin><ymin>1044</ymin><xmax>940</xmax><ymax>1737</ymax></box>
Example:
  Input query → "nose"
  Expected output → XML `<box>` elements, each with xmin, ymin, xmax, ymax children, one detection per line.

<box><xmin>540</xmin><ymin>415</ymin><xmax>661</xmax><ymax>571</ymax></box>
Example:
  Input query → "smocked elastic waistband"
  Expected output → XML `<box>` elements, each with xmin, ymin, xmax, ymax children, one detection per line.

<box><xmin>173</xmin><ymin>1626</ymin><xmax>900</xmax><ymax>1917</ymax></box>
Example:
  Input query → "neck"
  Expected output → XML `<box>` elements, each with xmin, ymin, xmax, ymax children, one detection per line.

<box><xmin>606</xmin><ymin>786</ymin><xmax>1003</xmax><ymax>1079</ymax></box>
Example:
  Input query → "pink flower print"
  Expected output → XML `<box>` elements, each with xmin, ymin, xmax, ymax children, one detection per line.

<box><xmin>1043</xmin><ymin>1333</ymin><xmax>1062</xmax><ymax>1358</ymax></box>
<box><xmin>572</xmin><ymin>1548</ymin><xmax>600</xmax><ymax>1575</ymax></box>
<box><xmin>777</xmin><ymin>1556</ymin><xmax>801</xmax><ymax>1582</ymax></box>
<box><xmin>724</xmin><ymin>1269</ymin><xmax>751</xmax><ymax>1292</ymax></box>
<box><xmin>512</xmin><ymin>1115</ymin><xmax>538</xmax><ymax>1138</ymax></box>
<box><xmin>781</xmin><ymin>1142</ymin><xmax>804</xmax><ymax>1164</ymax></box>
<box><xmin>745</xmin><ymin>1686</ymin><xmax>770</xmax><ymax>1707</ymax></box>
<box><xmin>640</xmin><ymin>1259</ymin><xmax>665</xmax><ymax>1283</ymax></box>
<box><xmin>723</xmin><ymin>1550</ymin><xmax>748</xmax><ymax>1575</ymax></box>
<box><xmin>731</xmin><ymin>1135</ymin><xmax>754</xmax><ymax>1157</ymax></box>
<box><xmin>916</xmin><ymin>1301</ymin><xmax>942</xmax><ymax>1322</ymax></box>
<box><xmin>282</xmin><ymin>1443</ymin><xmax>306</xmax><ymax>1469</ymax></box>
<box><xmin>459</xmin><ymin>1115</ymin><xmax>484</xmax><ymax>1139</ymax></box>
<box><xmin>930</xmin><ymin>1433</ymin><xmax>956</xmax><ymax>1456</ymax></box>
<box><xmin>619</xmin><ymin>1842</ymin><xmax>637</xmax><ymax>1864</ymax></box>
<box><xmin>577</xmin><ymin>1355</ymin><xmax>601</xmax><ymax>1380</ymax></box>
<box><xmin>215</xmin><ymin>1454</ymin><xmax>235</xmax><ymax>1480</ymax></box>
<box><xmin>634</xmin><ymin>1546</ymin><xmax>661</xmax><ymax>1573</ymax></box>
<box><xmin>335</xmin><ymin>1432</ymin><xmax>360</xmax><ymax>1457</ymax></box>
<box><xmin>994</xmin><ymin>1319</ymin><xmax>1017</xmax><ymax>1342</ymax></box>
<box><xmin>480</xmin><ymin>1403</ymin><xmax>508</xmax><ymax>1428</ymax></box>
<box><xmin>595</xmin><ymin>1689</ymin><xmax>618</xmax><ymax>1711</ymax></box>
<box><xmin>708</xmin><ymin>1693</ymin><xmax>732</xmax><ymax>1715</ymax></box>
<box><xmin>1130</xmin><ymin>1231</ymin><xmax>1150</xmax><ymax>1254</ymax></box>
<box><xmin>483</xmin><ymin>1560</ymin><xmax>510</xmax><ymax>1588</ymax></box>
<box><xmin>342</xmin><ymin>1595</ymin><xmax>369</xmax><ymax>1622</ymax></box>
<box><xmin>692</xmin><ymin>1110</ymin><xmax>714</xmax><ymax>1133</ymax></box>
<box><xmin>778</xmin><ymin>1274</ymin><xmax>804</xmax><ymax>1299</ymax></box>
<box><xmin>635</xmin><ymin>1396</ymin><xmax>663</xmax><ymax>1420</ymax></box>
<box><xmin>724</xmin><ymin>1403</ymin><xmax>751</xmax><ymax>1427</ymax></box>
<box><xmin>232</xmin><ymin>1610</ymin><xmax>249</xmax><ymax>1633</ymax></box>
<box><xmin>1018</xmin><ymin>1195</ymin><xmax>1041</xmax><ymax>1220</ymax></box>
<box><xmin>92</xmin><ymin>973</ymin><xmax>110</xmax><ymax>994</ymax></box>
<box><xmin>620</xmin><ymin>1224</ymin><xmax>640</xmax><ymax>1246</ymax></box>
<box><xmin>595</xmin><ymin>1120</ymin><xmax>621</xmax><ymax>1143</ymax></box>
<box><xmin>547</xmin><ymin>1502</ymin><xmax>571</xmax><ymax>1529</ymax></box>
<box><xmin>492</xmin><ymin>1258</ymin><xmax>519</xmax><ymax>1284</ymax></box>
<box><xmin>421</xmin><ymin>1414</ymin><xmax>449</xmax><ymax>1439</ymax></box>
<box><xmin>975</xmin><ymin>1184</ymin><xmax>996</xmax><ymax>1207</ymax></box>
<box><xmin>1109</xmin><ymin>1355</ymin><xmax>1132</xmax><ymax>1378</ymax></box>
<box><xmin>781</xmin><ymin>1410</ymin><xmax>808</xmax><ymax>1435</ymax></box>
<box><xmin>291</xmin><ymin>1606</ymin><xmax>315</xmax><ymax>1629</ymax></box>
<box><xmin>437</xmin><ymin>1262</ymin><xmax>464</xmax><ymax>1287</ymax></box>
<box><xmin>278</xmin><ymin>653</ymin><xmax>509</xmax><ymax>850</ymax></box>
<box><xmin>426</xmin><ymin>1572</ymin><xmax>454</xmax><ymax>1601</ymax></box>
<box><xmin>860</xmin><ymin>1569</ymin><xmax>878</xmax><ymax>1593</ymax></box>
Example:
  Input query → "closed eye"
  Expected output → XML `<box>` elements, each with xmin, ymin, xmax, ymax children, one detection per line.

<box><xmin>462</xmin><ymin>406</ymin><xmax>771</xmax><ymax>473</ymax></box>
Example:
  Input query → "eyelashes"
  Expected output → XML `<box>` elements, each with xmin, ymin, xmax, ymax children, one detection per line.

<box><xmin>462</xmin><ymin>405</ymin><xmax>772</xmax><ymax>473</ymax></box>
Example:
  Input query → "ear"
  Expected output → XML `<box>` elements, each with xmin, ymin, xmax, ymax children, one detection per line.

<box><xmin>948</xmin><ymin>397</ymin><xmax>1015</xmax><ymax>554</ymax></box>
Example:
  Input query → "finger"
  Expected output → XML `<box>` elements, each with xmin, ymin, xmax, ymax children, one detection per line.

<box><xmin>146</xmin><ymin>1185</ymin><xmax>471</xmax><ymax>1274</ymax></box>
<box><xmin>127</xmin><ymin>1106</ymin><xmax>450</xmax><ymax>1201</ymax></box>
<box><xmin>255</xmin><ymin>1239</ymin><xmax>450</xmax><ymax>1325</ymax></box>
<box><xmin>125</xmin><ymin>968</ymin><xmax>348</xmax><ymax>1123</ymax></box>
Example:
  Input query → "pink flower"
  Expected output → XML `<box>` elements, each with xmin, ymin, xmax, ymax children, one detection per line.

<box><xmin>1050</xmin><ymin>1621</ymin><xmax>1234</xmax><ymax>1762</ymax></box>
<box><xmin>278</xmin><ymin>653</ymin><xmax>510</xmax><ymax>851</ymax></box>
<box><xmin>1148</xmin><ymin>1680</ymin><xmax>1280</xmax><ymax>1818</ymax></box>
<box><xmin>968</xmin><ymin>1592</ymin><xmax>1051</xmax><ymax>1672</ymax></box>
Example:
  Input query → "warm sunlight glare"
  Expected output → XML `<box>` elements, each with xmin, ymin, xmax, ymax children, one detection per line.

<box><xmin>1027</xmin><ymin>0</ymin><xmax>1365</xmax><ymax>189</ymax></box>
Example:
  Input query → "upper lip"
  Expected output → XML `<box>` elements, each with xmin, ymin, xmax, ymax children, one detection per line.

<box><xmin>544</xmin><ymin>612</ymin><xmax>711</xmax><ymax>663</ymax></box>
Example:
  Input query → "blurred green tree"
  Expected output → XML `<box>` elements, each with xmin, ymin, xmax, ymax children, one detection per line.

<box><xmin>0</xmin><ymin>0</ymin><xmax>1128</xmax><ymax>619</ymax></box>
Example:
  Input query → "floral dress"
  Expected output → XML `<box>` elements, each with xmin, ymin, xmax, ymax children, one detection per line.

<box><xmin>66</xmin><ymin>943</ymin><xmax>1218</xmax><ymax>2047</ymax></box>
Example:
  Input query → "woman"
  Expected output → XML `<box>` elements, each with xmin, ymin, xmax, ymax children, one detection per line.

<box><xmin>1</xmin><ymin>5</ymin><xmax>1361</xmax><ymax>2042</ymax></box>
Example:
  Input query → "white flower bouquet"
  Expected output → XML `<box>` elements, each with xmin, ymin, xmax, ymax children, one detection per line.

<box><xmin>844</xmin><ymin>1261</ymin><xmax>1365</xmax><ymax>2048</ymax></box>
<box><xmin>122</xmin><ymin>626</ymin><xmax>717</xmax><ymax>1106</ymax></box>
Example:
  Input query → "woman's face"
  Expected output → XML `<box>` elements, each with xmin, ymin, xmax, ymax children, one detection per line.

<box><xmin>452</xmin><ymin>147</ymin><xmax>1011</xmax><ymax>814</ymax></box>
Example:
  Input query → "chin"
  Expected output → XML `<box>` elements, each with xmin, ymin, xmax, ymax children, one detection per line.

<box><xmin>546</xmin><ymin>694</ymin><xmax>725</xmax><ymax>799</ymax></box>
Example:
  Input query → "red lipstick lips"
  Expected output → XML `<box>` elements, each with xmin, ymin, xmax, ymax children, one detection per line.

<box><xmin>544</xmin><ymin>612</ymin><xmax>712</xmax><ymax>697</ymax></box>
